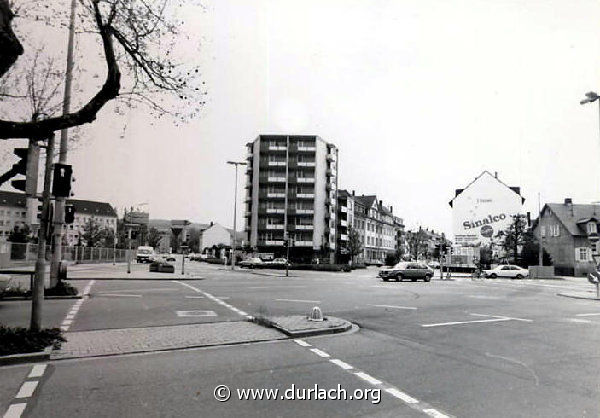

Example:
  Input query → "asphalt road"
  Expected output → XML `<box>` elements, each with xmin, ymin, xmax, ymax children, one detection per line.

<box><xmin>1</xmin><ymin>261</ymin><xmax>599</xmax><ymax>417</ymax></box>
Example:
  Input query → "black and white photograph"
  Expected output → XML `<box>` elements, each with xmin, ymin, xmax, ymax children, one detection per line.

<box><xmin>1</xmin><ymin>1</ymin><xmax>600</xmax><ymax>417</ymax></box>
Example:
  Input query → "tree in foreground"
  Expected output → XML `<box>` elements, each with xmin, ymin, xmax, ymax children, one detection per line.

<box><xmin>347</xmin><ymin>227</ymin><xmax>363</xmax><ymax>264</ymax></box>
<box><xmin>0</xmin><ymin>0</ymin><xmax>205</xmax><ymax>140</ymax></box>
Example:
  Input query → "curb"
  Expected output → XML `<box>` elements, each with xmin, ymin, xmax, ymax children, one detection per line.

<box><xmin>0</xmin><ymin>346</ymin><xmax>52</xmax><ymax>366</ymax></box>
<box><xmin>66</xmin><ymin>277</ymin><xmax>204</xmax><ymax>281</ymax></box>
<box><xmin>1</xmin><ymin>293</ymin><xmax>83</xmax><ymax>301</ymax></box>
<box><xmin>253</xmin><ymin>316</ymin><xmax>353</xmax><ymax>338</ymax></box>
<box><xmin>557</xmin><ymin>292</ymin><xmax>600</xmax><ymax>301</ymax></box>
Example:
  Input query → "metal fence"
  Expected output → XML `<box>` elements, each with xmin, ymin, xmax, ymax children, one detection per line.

<box><xmin>0</xmin><ymin>241</ymin><xmax>130</xmax><ymax>266</ymax></box>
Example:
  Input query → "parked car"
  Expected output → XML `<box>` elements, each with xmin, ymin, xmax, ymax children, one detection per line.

<box><xmin>239</xmin><ymin>257</ymin><xmax>264</xmax><ymax>269</ymax></box>
<box><xmin>378</xmin><ymin>261</ymin><xmax>434</xmax><ymax>282</ymax></box>
<box><xmin>165</xmin><ymin>255</ymin><xmax>176</xmax><ymax>262</ymax></box>
<box><xmin>269</xmin><ymin>258</ymin><xmax>289</xmax><ymax>267</ymax></box>
<box><xmin>483</xmin><ymin>265</ymin><xmax>528</xmax><ymax>279</ymax></box>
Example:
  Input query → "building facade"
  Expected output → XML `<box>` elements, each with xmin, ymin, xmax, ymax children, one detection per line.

<box><xmin>449</xmin><ymin>171</ymin><xmax>524</xmax><ymax>266</ymax></box>
<box><xmin>338</xmin><ymin>190</ymin><xmax>403</xmax><ymax>264</ymax></box>
<box><xmin>533</xmin><ymin>199</ymin><xmax>600</xmax><ymax>276</ymax></box>
<box><xmin>0</xmin><ymin>191</ymin><xmax>117</xmax><ymax>246</ymax></box>
<box><xmin>244</xmin><ymin>135</ymin><xmax>338</xmax><ymax>262</ymax></box>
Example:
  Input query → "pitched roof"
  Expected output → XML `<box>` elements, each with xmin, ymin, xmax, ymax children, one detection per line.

<box><xmin>449</xmin><ymin>171</ymin><xmax>525</xmax><ymax>207</ymax></box>
<box><xmin>0</xmin><ymin>191</ymin><xmax>116</xmax><ymax>217</ymax></box>
<box><xmin>355</xmin><ymin>195</ymin><xmax>377</xmax><ymax>208</ymax></box>
<box><xmin>544</xmin><ymin>203</ymin><xmax>600</xmax><ymax>236</ymax></box>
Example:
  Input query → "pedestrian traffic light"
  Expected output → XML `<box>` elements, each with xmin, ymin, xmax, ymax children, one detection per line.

<box><xmin>65</xmin><ymin>204</ymin><xmax>75</xmax><ymax>224</ymax></box>
<box><xmin>51</xmin><ymin>163</ymin><xmax>73</xmax><ymax>197</ymax></box>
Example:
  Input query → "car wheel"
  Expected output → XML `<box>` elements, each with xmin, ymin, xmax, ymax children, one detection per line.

<box><xmin>490</xmin><ymin>273</ymin><xmax>497</xmax><ymax>279</ymax></box>
<box><xmin>424</xmin><ymin>275</ymin><xmax>431</xmax><ymax>282</ymax></box>
<box><xmin>515</xmin><ymin>274</ymin><xmax>523</xmax><ymax>279</ymax></box>
<box><xmin>396</xmin><ymin>274</ymin><xmax>403</xmax><ymax>282</ymax></box>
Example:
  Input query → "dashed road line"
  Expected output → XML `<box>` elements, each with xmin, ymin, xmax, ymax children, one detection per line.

<box><xmin>185</xmin><ymin>295</ymin><xmax>204</xmax><ymax>299</ymax></box>
<box><xmin>296</xmin><ymin>340</ymin><xmax>453</xmax><ymax>417</ymax></box>
<box><xmin>355</xmin><ymin>372</ymin><xmax>382</xmax><ymax>385</ymax></box>
<box><xmin>3</xmin><ymin>403</ymin><xmax>26</xmax><ymax>418</ymax></box>
<box><xmin>576</xmin><ymin>313</ymin><xmax>600</xmax><ymax>317</ymax></box>
<box><xmin>330</xmin><ymin>359</ymin><xmax>353</xmax><ymax>370</ymax></box>
<box><xmin>310</xmin><ymin>348</ymin><xmax>330</xmax><ymax>358</ymax></box>
<box><xmin>175</xmin><ymin>310</ymin><xmax>217</xmax><ymax>317</ymax></box>
<box><xmin>15</xmin><ymin>381</ymin><xmax>38</xmax><ymax>399</ymax></box>
<box><xmin>96</xmin><ymin>293</ymin><xmax>142</xmax><ymax>298</ymax></box>
<box><xmin>61</xmin><ymin>280</ymin><xmax>95</xmax><ymax>332</ymax></box>
<box><xmin>28</xmin><ymin>365</ymin><xmax>46</xmax><ymax>378</ymax></box>
<box><xmin>173</xmin><ymin>281</ymin><xmax>253</xmax><ymax>320</ymax></box>
<box><xmin>422</xmin><ymin>313</ymin><xmax>532</xmax><ymax>328</ymax></box>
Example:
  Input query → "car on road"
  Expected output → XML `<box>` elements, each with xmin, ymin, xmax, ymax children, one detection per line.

<box><xmin>136</xmin><ymin>246</ymin><xmax>156</xmax><ymax>263</ymax></box>
<box><xmin>378</xmin><ymin>261</ymin><xmax>434</xmax><ymax>282</ymax></box>
<box><xmin>428</xmin><ymin>261</ymin><xmax>441</xmax><ymax>269</ymax></box>
<box><xmin>239</xmin><ymin>257</ymin><xmax>264</xmax><ymax>269</ymax></box>
<box><xmin>149</xmin><ymin>260</ymin><xmax>175</xmax><ymax>273</ymax></box>
<box><xmin>483</xmin><ymin>265</ymin><xmax>529</xmax><ymax>279</ymax></box>
<box><xmin>165</xmin><ymin>255</ymin><xmax>176</xmax><ymax>262</ymax></box>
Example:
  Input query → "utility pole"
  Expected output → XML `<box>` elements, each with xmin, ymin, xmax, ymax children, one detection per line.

<box><xmin>32</xmin><ymin>132</ymin><xmax>55</xmax><ymax>331</ymax></box>
<box><xmin>50</xmin><ymin>0</ymin><xmax>77</xmax><ymax>287</ymax></box>
<box><xmin>226</xmin><ymin>161</ymin><xmax>246</xmax><ymax>270</ymax></box>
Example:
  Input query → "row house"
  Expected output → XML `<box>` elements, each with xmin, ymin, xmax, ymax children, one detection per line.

<box><xmin>244</xmin><ymin>135</ymin><xmax>338</xmax><ymax>262</ymax></box>
<box><xmin>337</xmin><ymin>190</ymin><xmax>404</xmax><ymax>264</ymax></box>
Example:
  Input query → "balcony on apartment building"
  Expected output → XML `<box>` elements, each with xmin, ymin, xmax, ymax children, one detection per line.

<box><xmin>259</xmin><ymin>240</ymin><xmax>285</xmax><ymax>246</ymax></box>
<box><xmin>259</xmin><ymin>189</ymin><xmax>286</xmax><ymax>199</ymax></box>
<box><xmin>267</xmin><ymin>160</ymin><xmax>287</xmax><ymax>167</ymax></box>
<box><xmin>339</xmin><ymin>234</ymin><xmax>348</xmax><ymax>241</ymax></box>
<box><xmin>259</xmin><ymin>173</ymin><xmax>286</xmax><ymax>183</ymax></box>
<box><xmin>267</xmin><ymin>143</ymin><xmax>287</xmax><ymax>151</ymax></box>
<box><xmin>292</xmin><ymin>223</ymin><xmax>314</xmax><ymax>230</ymax></box>
<box><xmin>291</xmin><ymin>208</ymin><xmax>314</xmax><ymax>215</ymax></box>
<box><xmin>293</xmin><ymin>240</ymin><xmax>314</xmax><ymax>247</ymax></box>
<box><xmin>265</xmin><ymin>223</ymin><xmax>284</xmax><ymax>230</ymax></box>
<box><xmin>340</xmin><ymin>219</ymin><xmax>347</xmax><ymax>227</ymax></box>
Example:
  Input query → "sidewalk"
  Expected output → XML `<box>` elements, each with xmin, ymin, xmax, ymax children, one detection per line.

<box><xmin>52</xmin><ymin>321</ymin><xmax>286</xmax><ymax>359</ymax></box>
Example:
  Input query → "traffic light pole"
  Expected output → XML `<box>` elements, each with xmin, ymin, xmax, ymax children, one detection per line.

<box><xmin>32</xmin><ymin>133</ymin><xmax>55</xmax><ymax>331</ymax></box>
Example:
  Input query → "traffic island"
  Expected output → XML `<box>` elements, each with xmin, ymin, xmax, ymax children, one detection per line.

<box><xmin>253</xmin><ymin>315</ymin><xmax>353</xmax><ymax>338</ymax></box>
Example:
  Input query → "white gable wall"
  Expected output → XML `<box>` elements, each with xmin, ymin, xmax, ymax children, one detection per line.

<box><xmin>452</xmin><ymin>172</ymin><xmax>523</xmax><ymax>246</ymax></box>
<box><xmin>202</xmin><ymin>224</ymin><xmax>232</xmax><ymax>249</ymax></box>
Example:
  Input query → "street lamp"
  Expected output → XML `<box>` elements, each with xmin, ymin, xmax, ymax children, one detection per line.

<box><xmin>580</xmin><ymin>91</ymin><xmax>600</xmax><ymax>140</ymax></box>
<box><xmin>227</xmin><ymin>161</ymin><xmax>247</xmax><ymax>270</ymax></box>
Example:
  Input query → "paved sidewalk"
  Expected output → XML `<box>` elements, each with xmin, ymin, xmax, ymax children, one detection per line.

<box><xmin>51</xmin><ymin>321</ymin><xmax>285</xmax><ymax>359</ymax></box>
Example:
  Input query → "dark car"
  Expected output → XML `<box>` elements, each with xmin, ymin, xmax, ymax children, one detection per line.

<box><xmin>378</xmin><ymin>262</ymin><xmax>434</xmax><ymax>282</ymax></box>
<box><xmin>149</xmin><ymin>261</ymin><xmax>175</xmax><ymax>273</ymax></box>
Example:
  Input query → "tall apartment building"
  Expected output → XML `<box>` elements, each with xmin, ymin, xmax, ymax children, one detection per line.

<box><xmin>244</xmin><ymin>135</ymin><xmax>338</xmax><ymax>262</ymax></box>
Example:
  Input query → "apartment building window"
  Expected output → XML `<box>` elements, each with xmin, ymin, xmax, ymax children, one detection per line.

<box><xmin>587</xmin><ymin>222</ymin><xmax>597</xmax><ymax>234</ymax></box>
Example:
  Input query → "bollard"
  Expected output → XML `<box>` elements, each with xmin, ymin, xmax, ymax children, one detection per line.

<box><xmin>308</xmin><ymin>306</ymin><xmax>324</xmax><ymax>322</ymax></box>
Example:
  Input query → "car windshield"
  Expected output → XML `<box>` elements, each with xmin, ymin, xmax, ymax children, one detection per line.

<box><xmin>393</xmin><ymin>262</ymin><xmax>408</xmax><ymax>269</ymax></box>
<box><xmin>138</xmin><ymin>249</ymin><xmax>151</xmax><ymax>254</ymax></box>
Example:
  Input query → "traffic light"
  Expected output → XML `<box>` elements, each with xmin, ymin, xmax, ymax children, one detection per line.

<box><xmin>433</xmin><ymin>244</ymin><xmax>440</xmax><ymax>258</ymax></box>
<box><xmin>65</xmin><ymin>204</ymin><xmax>75</xmax><ymax>224</ymax></box>
<box><xmin>10</xmin><ymin>148</ymin><xmax>28</xmax><ymax>192</ymax></box>
<box><xmin>52</xmin><ymin>163</ymin><xmax>73</xmax><ymax>197</ymax></box>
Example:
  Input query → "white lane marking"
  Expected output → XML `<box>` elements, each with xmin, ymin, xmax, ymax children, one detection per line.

<box><xmin>371</xmin><ymin>304</ymin><xmax>417</xmax><ymax>310</ymax></box>
<box><xmin>173</xmin><ymin>281</ymin><xmax>251</xmax><ymax>318</ymax></box>
<box><xmin>470</xmin><ymin>313</ymin><xmax>533</xmax><ymax>322</ymax></box>
<box><xmin>60</xmin><ymin>326</ymin><xmax>69</xmax><ymax>331</ymax></box>
<box><xmin>275</xmin><ymin>298</ymin><xmax>321</xmax><ymax>303</ymax></box>
<box><xmin>65</xmin><ymin>314</ymin><xmax>75</xmax><ymax>320</ymax></box>
<box><xmin>62</xmin><ymin>320</ymin><xmax>73</xmax><ymax>325</ymax></box>
<box><xmin>310</xmin><ymin>348</ymin><xmax>330</xmax><ymax>358</ymax></box>
<box><xmin>576</xmin><ymin>313</ymin><xmax>600</xmax><ymax>317</ymax></box>
<box><xmin>355</xmin><ymin>372</ymin><xmax>382</xmax><ymax>385</ymax></box>
<box><xmin>28</xmin><ymin>364</ymin><xmax>47</xmax><ymax>378</ymax></box>
<box><xmin>294</xmin><ymin>339</ymin><xmax>311</xmax><ymax>347</ymax></box>
<box><xmin>567</xmin><ymin>318</ymin><xmax>593</xmax><ymax>324</ymax></box>
<box><xmin>215</xmin><ymin>296</ymin><xmax>231</xmax><ymax>300</ymax></box>
<box><xmin>422</xmin><ymin>318</ymin><xmax>513</xmax><ymax>328</ymax></box>
<box><xmin>330</xmin><ymin>359</ymin><xmax>353</xmax><ymax>370</ymax></box>
<box><xmin>176</xmin><ymin>310</ymin><xmax>217</xmax><ymax>317</ymax></box>
<box><xmin>3</xmin><ymin>403</ymin><xmax>27</xmax><ymax>418</ymax></box>
<box><xmin>185</xmin><ymin>295</ymin><xmax>204</xmax><ymax>299</ymax></box>
<box><xmin>423</xmin><ymin>408</ymin><xmax>450</xmax><ymax>418</ymax></box>
<box><xmin>385</xmin><ymin>388</ymin><xmax>418</xmax><ymax>404</ymax></box>
<box><xmin>15</xmin><ymin>381</ymin><xmax>38</xmax><ymax>399</ymax></box>
<box><xmin>96</xmin><ymin>293</ymin><xmax>142</xmax><ymax>298</ymax></box>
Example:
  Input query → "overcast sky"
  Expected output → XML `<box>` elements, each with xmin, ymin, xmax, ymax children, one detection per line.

<box><xmin>4</xmin><ymin>0</ymin><xmax>600</xmax><ymax>235</ymax></box>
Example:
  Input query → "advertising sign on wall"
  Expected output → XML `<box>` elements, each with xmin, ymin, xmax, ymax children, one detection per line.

<box><xmin>451</xmin><ymin>172</ymin><xmax>523</xmax><ymax>247</ymax></box>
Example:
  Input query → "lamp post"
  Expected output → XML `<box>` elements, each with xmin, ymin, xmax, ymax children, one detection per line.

<box><xmin>227</xmin><ymin>161</ymin><xmax>246</xmax><ymax>270</ymax></box>
<box><xmin>580</xmin><ymin>91</ymin><xmax>600</xmax><ymax>139</ymax></box>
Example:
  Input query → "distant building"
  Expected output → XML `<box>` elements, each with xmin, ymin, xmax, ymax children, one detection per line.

<box><xmin>244</xmin><ymin>135</ymin><xmax>338</xmax><ymax>262</ymax></box>
<box><xmin>449</xmin><ymin>171</ymin><xmax>524</xmax><ymax>266</ymax></box>
<box><xmin>338</xmin><ymin>190</ymin><xmax>404</xmax><ymax>264</ymax></box>
<box><xmin>0</xmin><ymin>191</ymin><xmax>117</xmax><ymax>246</ymax></box>
<box><xmin>533</xmin><ymin>199</ymin><xmax>599</xmax><ymax>276</ymax></box>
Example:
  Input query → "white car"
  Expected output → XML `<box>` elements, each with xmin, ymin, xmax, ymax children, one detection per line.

<box><xmin>483</xmin><ymin>265</ymin><xmax>529</xmax><ymax>279</ymax></box>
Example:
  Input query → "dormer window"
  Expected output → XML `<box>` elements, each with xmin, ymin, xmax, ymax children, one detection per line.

<box><xmin>587</xmin><ymin>222</ymin><xmax>598</xmax><ymax>235</ymax></box>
